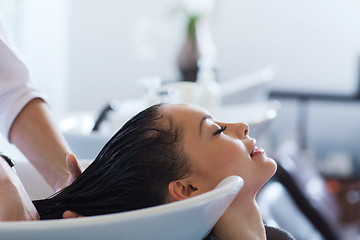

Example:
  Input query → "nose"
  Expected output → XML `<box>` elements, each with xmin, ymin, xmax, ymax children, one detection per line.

<box><xmin>229</xmin><ymin>122</ymin><xmax>249</xmax><ymax>139</ymax></box>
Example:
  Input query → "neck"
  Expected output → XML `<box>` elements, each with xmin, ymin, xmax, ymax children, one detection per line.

<box><xmin>212</xmin><ymin>193</ymin><xmax>266</xmax><ymax>240</ymax></box>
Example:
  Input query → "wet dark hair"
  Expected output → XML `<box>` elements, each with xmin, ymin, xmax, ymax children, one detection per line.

<box><xmin>33</xmin><ymin>103</ymin><xmax>190</xmax><ymax>219</ymax></box>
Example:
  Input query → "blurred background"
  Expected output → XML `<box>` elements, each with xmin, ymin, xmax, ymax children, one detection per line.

<box><xmin>1</xmin><ymin>0</ymin><xmax>360</xmax><ymax>239</ymax></box>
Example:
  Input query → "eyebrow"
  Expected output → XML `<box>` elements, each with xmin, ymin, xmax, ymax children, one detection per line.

<box><xmin>199</xmin><ymin>114</ymin><xmax>212</xmax><ymax>136</ymax></box>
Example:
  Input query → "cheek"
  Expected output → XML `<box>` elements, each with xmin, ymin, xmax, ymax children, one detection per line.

<box><xmin>199</xmin><ymin>144</ymin><xmax>250</xmax><ymax>185</ymax></box>
<box><xmin>217</xmin><ymin>141</ymin><xmax>250</xmax><ymax>170</ymax></box>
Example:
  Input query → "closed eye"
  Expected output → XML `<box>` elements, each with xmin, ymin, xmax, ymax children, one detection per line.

<box><xmin>213</xmin><ymin>125</ymin><xmax>227</xmax><ymax>136</ymax></box>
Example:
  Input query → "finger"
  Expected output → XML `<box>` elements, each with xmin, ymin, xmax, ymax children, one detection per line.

<box><xmin>62</xmin><ymin>210</ymin><xmax>84</xmax><ymax>219</ymax></box>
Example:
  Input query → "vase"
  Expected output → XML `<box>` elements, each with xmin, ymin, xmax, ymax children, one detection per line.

<box><xmin>177</xmin><ymin>16</ymin><xmax>200</xmax><ymax>82</ymax></box>
<box><xmin>177</xmin><ymin>16</ymin><xmax>217</xmax><ymax>82</ymax></box>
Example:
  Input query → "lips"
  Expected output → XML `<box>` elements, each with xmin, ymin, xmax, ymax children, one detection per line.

<box><xmin>250</xmin><ymin>139</ymin><xmax>265</xmax><ymax>158</ymax></box>
<box><xmin>251</xmin><ymin>147</ymin><xmax>265</xmax><ymax>157</ymax></box>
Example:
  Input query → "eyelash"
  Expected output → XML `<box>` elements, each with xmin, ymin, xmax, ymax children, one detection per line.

<box><xmin>213</xmin><ymin>125</ymin><xmax>227</xmax><ymax>136</ymax></box>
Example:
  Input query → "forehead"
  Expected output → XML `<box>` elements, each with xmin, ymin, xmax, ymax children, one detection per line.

<box><xmin>164</xmin><ymin>104</ymin><xmax>206</xmax><ymax>128</ymax></box>
<box><xmin>163</xmin><ymin>103</ymin><xmax>216</xmax><ymax>148</ymax></box>
<box><xmin>163</xmin><ymin>104</ymin><xmax>207</xmax><ymax>153</ymax></box>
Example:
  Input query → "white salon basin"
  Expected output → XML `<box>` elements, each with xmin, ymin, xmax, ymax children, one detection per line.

<box><xmin>0</xmin><ymin>159</ymin><xmax>243</xmax><ymax>240</ymax></box>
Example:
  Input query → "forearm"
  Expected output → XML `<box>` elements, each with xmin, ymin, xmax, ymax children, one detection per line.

<box><xmin>9</xmin><ymin>98</ymin><xmax>71</xmax><ymax>191</ymax></box>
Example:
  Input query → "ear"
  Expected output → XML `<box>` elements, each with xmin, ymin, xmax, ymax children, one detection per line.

<box><xmin>62</xmin><ymin>210</ymin><xmax>84</xmax><ymax>219</ymax></box>
<box><xmin>168</xmin><ymin>179</ymin><xmax>200</xmax><ymax>201</ymax></box>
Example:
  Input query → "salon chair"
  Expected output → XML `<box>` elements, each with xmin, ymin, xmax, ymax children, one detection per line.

<box><xmin>0</xmin><ymin>160</ymin><xmax>243</xmax><ymax>240</ymax></box>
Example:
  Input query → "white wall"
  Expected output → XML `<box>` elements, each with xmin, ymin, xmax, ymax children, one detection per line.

<box><xmin>3</xmin><ymin>0</ymin><xmax>360</xmax><ymax>111</ymax></box>
<box><xmin>65</xmin><ymin>0</ymin><xmax>360</xmax><ymax>111</ymax></box>
<box><xmin>214</xmin><ymin>0</ymin><xmax>360</xmax><ymax>94</ymax></box>
<box><xmin>22</xmin><ymin>0</ymin><xmax>70</xmax><ymax>116</ymax></box>
<box><xmin>67</xmin><ymin>0</ymin><xmax>184</xmax><ymax>111</ymax></box>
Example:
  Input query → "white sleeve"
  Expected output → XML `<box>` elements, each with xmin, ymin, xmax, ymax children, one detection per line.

<box><xmin>0</xmin><ymin>19</ymin><xmax>47</xmax><ymax>140</ymax></box>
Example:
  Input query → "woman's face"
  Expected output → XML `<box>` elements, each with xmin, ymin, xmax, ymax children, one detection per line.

<box><xmin>164</xmin><ymin>103</ymin><xmax>277</xmax><ymax>195</ymax></box>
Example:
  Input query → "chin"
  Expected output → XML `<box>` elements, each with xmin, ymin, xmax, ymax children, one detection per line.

<box><xmin>264</xmin><ymin>157</ymin><xmax>277</xmax><ymax>180</ymax></box>
<box><xmin>267</xmin><ymin>156</ymin><xmax>277</xmax><ymax>170</ymax></box>
<box><xmin>255</xmin><ymin>158</ymin><xmax>278</xmax><ymax>191</ymax></box>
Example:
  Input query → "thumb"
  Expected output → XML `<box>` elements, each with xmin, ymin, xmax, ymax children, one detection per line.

<box><xmin>66</xmin><ymin>153</ymin><xmax>83</xmax><ymax>181</ymax></box>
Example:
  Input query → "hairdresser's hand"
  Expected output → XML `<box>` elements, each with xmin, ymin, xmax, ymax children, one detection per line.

<box><xmin>55</xmin><ymin>153</ymin><xmax>83</xmax><ymax>192</ymax></box>
<box><xmin>0</xmin><ymin>158</ymin><xmax>39</xmax><ymax>221</ymax></box>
